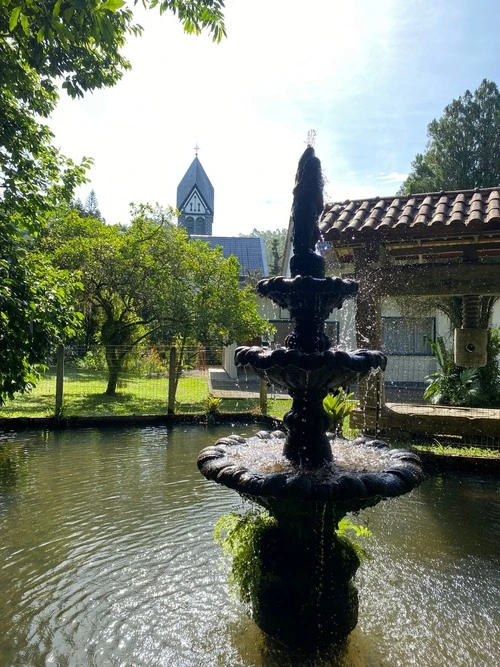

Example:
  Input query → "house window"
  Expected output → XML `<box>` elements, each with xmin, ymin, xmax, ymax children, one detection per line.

<box><xmin>195</xmin><ymin>217</ymin><xmax>205</xmax><ymax>234</ymax></box>
<box><xmin>383</xmin><ymin>317</ymin><xmax>435</xmax><ymax>355</ymax></box>
<box><xmin>184</xmin><ymin>216</ymin><xmax>194</xmax><ymax>233</ymax></box>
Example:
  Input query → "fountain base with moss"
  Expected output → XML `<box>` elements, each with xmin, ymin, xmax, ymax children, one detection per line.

<box><xmin>198</xmin><ymin>146</ymin><xmax>423</xmax><ymax>650</ymax></box>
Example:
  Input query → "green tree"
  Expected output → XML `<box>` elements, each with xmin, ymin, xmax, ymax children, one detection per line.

<box><xmin>43</xmin><ymin>205</ymin><xmax>268</xmax><ymax>394</ymax></box>
<box><xmin>0</xmin><ymin>222</ymin><xmax>83</xmax><ymax>404</ymax></box>
<box><xmin>241</xmin><ymin>228</ymin><xmax>288</xmax><ymax>276</ymax></box>
<box><xmin>400</xmin><ymin>79</ymin><xmax>500</xmax><ymax>194</ymax></box>
<box><xmin>1</xmin><ymin>0</ymin><xmax>226</xmax><ymax>399</ymax></box>
<box><xmin>84</xmin><ymin>189</ymin><xmax>103</xmax><ymax>221</ymax></box>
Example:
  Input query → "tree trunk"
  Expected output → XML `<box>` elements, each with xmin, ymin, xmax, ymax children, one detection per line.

<box><xmin>105</xmin><ymin>346</ymin><xmax>124</xmax><ymax>395</ymax></box>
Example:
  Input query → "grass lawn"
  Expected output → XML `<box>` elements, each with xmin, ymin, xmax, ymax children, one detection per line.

<box><xmin>0</xmin><ymin>369</ymin><xmax>290</xmax><ymax>420</ymax></box>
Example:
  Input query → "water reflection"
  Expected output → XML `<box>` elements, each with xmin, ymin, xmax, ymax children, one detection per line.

<box><xmin>0</xmin><ymin>425</ymin><xmax>498</xmax><ymax>666</ymax></box>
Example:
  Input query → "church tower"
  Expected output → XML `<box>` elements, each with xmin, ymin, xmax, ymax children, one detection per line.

<box><xmin>176</xmin><ymin>149</ymin><xmax>214</xmax><ymax>235</ymax></box>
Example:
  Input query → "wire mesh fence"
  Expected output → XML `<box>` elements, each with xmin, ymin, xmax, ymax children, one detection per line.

<box><xmin>0</xmin><ymin>344</ymin><xmax>270</xmax><ymax>419</ymax></box>
<box><xmin>0</xmin><ymin>344</ymin><xmax>498</xmax><ymax>447</ymax></box>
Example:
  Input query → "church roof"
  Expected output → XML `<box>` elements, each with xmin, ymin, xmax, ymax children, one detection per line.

<box><xmin>192</xmin><ymin>236</ymin><xmax>268</xmax><ymax>277</ymax></box>
<box><xmin>176</xmin><ymin>157</ymin><xmax>214</xmax><ymax>212</ymax></box>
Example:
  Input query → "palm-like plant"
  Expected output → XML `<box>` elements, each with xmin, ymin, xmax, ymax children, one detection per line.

<box><xmin>424</xmin><ymin>337</ymin><xmax>482</xmax><ymax>406</ymax></box>
<box><xmin>323</xmin><ymin>388</ymin><xmax>357</xmax><ymax>435</ymax></box>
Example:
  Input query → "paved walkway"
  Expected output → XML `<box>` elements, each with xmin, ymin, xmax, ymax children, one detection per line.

<box><xmin>208</xmin><ymin>368</ymin><xmax>289</xmax><ymax>399</ymax></box>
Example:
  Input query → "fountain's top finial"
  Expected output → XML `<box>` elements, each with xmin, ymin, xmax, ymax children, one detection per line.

<box><xmin>290</xmin><ymin>146</ymin><xmax>325</xmax><ymax>278</ymax></box>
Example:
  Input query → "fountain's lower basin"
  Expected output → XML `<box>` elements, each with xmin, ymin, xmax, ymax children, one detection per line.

<box><xmin>197</xmin><ymin>431</ymin><xmax>423</xmax><ymax>513</ymax></box>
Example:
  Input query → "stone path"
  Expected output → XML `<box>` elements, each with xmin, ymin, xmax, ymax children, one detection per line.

<box><xmin>208</xmin><ymin>368</ymin><xmax>289</xmax><ymax>399</ymax></box>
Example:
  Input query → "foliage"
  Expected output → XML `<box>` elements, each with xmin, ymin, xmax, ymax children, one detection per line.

<box><xmin>205</xmin><ymin>393</ymin><xmax>221</xmax><ymax>415</ymax></box>
<box><xmin>73</xmin><ymin>348</ymin><xmax>108</xmax><ymax>371</ymax></box>
<box><xmin>424</xmin><ymin>337</ymin><xmax>482</xmax><ymax>407</ymax></box>
<box><xmin>41</xmin><ymin>205</ymin><xmax>269</xmax><ymax>394</ymax></box>
<box><xmin>1</xmin><ymin>0</ymin><xmax>226</xmax><ymax>403</ymax></box>
<box><xmin>423</xmin><ymin>329</ymin><xmax>500</xmax><ymax>407</ymax></box>
<box><xmin>0</xmin><ymin>224</ymin><xmax>83</xmax><ymax>404</ymax></box>
<box><xmin>214</xmin><ymin>510</ymin><xmax>277</xmax><ymax>606</ymax></box>
<box><xmin>214</xmin><ymin>510</ymin><xmax>373</xmax><ymax>607</ymax></box>
<box><xmin>323</xmin><ymin>388</ymin><xmax>357</xmax><ymax>435</ymax></box>
<box><xmin>84</xmin><ymin>189</ymin><xmax>103</xmax><ymax>221</ymax></box>
<box><xmin>400</xmin><ymin>79</ymin><xmax>500</xmax><ymax>194</ymax></box>
<box><xmin>336</xmin><ymin>517</ymin><xmax>372</xmax><ymax>562</ymax></box>
<box><xmin>477</xmin><ymin>328</ymin><xmax>500</xmax><ymax>406</ymax></box>
<box><xmin>240</xmin><ymin>228</ymin><xmax>288</xmax><ymax>276</ymax></box>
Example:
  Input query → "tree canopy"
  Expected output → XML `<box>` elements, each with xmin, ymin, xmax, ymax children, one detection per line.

<box><xmin>400</xmin><ymin>79</ymin><xmax>500</xmax><ymax>194</ymax></box>
<box><xmin>42</xmin><ymin>205</ymin><xmax>269</xmax><ymax>394</ymax></box>
<box><xmin>241</xmin><ymin>228</ymin><xmax>288</xmax><ymax>276</ymax></box>
<box><xmin>1</xmin><ymin>0</ymin><xmax>226</xmax><ymax>400</ymax></box>
<box><xmin>0</xmin><ymin>221</ymin><xmax>83</xmax><ymax>404</ymax></box>
<box><xmin>1</xmin><ymin>0</ymin><xmax>226</xmax><ymax>226</ymax></box>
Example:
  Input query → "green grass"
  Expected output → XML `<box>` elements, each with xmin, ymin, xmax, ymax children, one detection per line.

<box><xmin>413</xmin><ymin>442</ymin><xmax>500</xmax><ymax>459</ymax></box>
<box><xmin>0</xmin><ymin>369</ymin><xmax>291</xmax><ymax>420</ymax></box>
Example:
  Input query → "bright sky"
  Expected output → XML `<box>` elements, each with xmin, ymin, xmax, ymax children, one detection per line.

<box><xmin>49</xmin><ymin>0</ymin><xmax>500</xmax><ymax>235</ymax></box>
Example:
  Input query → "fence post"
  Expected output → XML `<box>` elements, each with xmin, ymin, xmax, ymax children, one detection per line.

<box><xmin>168</xmin><ymin>346</ymin><xmax>177</xmax><ymax>414</ymax></box>
<box><xmin>259</xmin><ymin>378</ymin><xmax>268</xmax><ymax>416</ymax></box>
<box><xmin>55</xmin><ymin>344</ymin><xmax>64</xmax><ymax>416</ymax></box>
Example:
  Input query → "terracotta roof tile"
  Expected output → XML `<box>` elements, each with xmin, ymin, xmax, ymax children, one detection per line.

<box><xmin>320</xmin><ymin>187</ymin><xmax>500</xmax><ymax>242</ymax></box>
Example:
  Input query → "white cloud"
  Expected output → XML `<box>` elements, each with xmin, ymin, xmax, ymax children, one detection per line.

<box><xmin>378</xmin><ymin>171</ymin><xmax>409</xmax><ymax>184</ymax></box>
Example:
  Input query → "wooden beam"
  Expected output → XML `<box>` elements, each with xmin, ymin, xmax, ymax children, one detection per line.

<box><xmin>343</xmin><ymin>262</ymin><xmax>500</xmax><ymax>296</ymax></box>
<box><xmin>387</xmin><ymin>242</ymin><xmax>500</xmax><ymax>259</ymax></box>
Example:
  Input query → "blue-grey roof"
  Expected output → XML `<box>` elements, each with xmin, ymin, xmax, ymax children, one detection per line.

<box><xmin>192</xmin><ymin>236</ymin><xmax>269</xmax><ymax>277</ymax></box>
<box><xmin>176</xmin><ymin>157</ymin><xmax>214</xmax><ymax>212</ymax></box>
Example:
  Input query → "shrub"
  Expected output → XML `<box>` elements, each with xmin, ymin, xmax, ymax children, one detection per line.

<box><xmin>323</xmin><ymin>388</ymin><xmax>357</xmax><ymax>435</ymax></box>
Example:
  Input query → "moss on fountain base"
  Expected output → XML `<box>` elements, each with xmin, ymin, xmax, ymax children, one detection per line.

<box><xmin>216</xmin><ymin>503</ymin><xmax>363</xmax><ymax>651</ymax></box>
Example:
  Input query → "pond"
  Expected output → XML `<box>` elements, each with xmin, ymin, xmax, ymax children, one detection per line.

<box><xmin>0</xmin><ymin>425</ymin><xmax>498</xmax><ymax>666</ymax></box>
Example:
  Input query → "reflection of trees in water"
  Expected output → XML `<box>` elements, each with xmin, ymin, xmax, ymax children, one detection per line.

<box><xmin>0</xmin><ymin>443</ymin><xmax>29</xmax><ymax>488</ymax></box>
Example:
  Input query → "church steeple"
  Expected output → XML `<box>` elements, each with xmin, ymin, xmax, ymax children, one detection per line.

<box><xmin>176</xmin><ymin>151</ymin><xmax>214</xmax><ymax>235</ymax></box>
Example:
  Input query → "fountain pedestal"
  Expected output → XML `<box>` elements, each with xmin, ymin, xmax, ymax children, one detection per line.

<box><xmin>252</xmin><ymin>503</ymin><xmax>359</xmax><ymax>650</ymax></box>
<box><xmin>198</xmin><ymin>146</ymin><xmax>423</xmax><ymax>651</ymax></box>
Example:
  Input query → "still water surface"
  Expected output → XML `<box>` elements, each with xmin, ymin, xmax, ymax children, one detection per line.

<box><xmin>0</xmin><ymin>425</ymin><xmax>498</xmax><ymax>666</ymax></box>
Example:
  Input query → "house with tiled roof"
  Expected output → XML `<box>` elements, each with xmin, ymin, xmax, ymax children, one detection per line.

<box><xmin>320</xmin><ymin>187</ymin><xmax>500</xmax><ymax>258</ymax></box>
<box><xmin>279</xmin><ymin>187</ymin><xmax>500</xmax><ymax>420</ymax></box>
<box><xmin>316</xmin><ymin>187</ymin><xmax>500</xmax><ymax>433</ymax></box>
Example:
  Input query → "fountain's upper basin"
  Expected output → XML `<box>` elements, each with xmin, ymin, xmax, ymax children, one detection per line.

<box><xmin>197</xmin><ymin>431</ymin><xmax>423</xmax><ymax>511</ymax></box>
<box><xmin>234</xmin><ymin>347</ymin><xmax>387</xmax><ymax>391</ymax></box>
<box><xmin>256</xmin><ymin>275</ymin><xmax>358</xmax><ymax>312</ymax></box>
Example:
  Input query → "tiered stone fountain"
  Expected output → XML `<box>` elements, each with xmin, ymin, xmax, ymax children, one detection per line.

<box><xmin>198</xmin><ymin>146</ymin><xmax>423</xmax><ymax>650</ymax></box>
